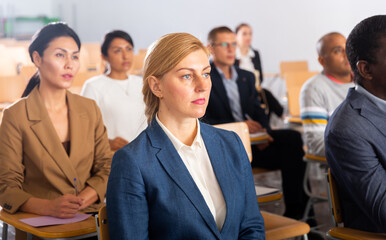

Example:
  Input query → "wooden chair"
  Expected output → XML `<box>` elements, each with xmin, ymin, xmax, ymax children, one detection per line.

<box><xmin>80</xmin><ymin>42</ymin><xmax>103</xmax><ymax>73</ymax></box>
<box><xmin>280</xmin><ymin>60</ymin><xmax>308</xmax><ymax>78</ymax></box>
<box><xmin>283</xmin><ymin>71</ymin><xmax>318</xmax><ymax>124</ymax></box>
<box><xmin>19</xmin><ymin>65</ymin><xmax>37</xmax><ymax>83</ymax></box>
<box><xmin>301</xmin><ymin>154</ymin><xmax>328</xmax><ymax>235</ymax></box>
<box><xmin>326</xmin><ymin>169</ymin><xmax>386</xmax><ymax>239</ymax></box>
<box><xmin>214</xmin><ymin>122</ymin><xmax>252</xmax><ymax>162</ymax></box>
<box><xmin>0</xmin><ymin>75</ymin><xmax>27</xmax><ymax>110</ymax></box>
<box><xmin>129</xmin><ymin>49</ymin><xmax>147</xmax><ymax>76</ymax></box>
<box><xmin>95</xmin><ymin>205</ymin><xmax>109</xmax><ymax>240</ymax></box>
<box><xmin>262</xmin><ymin>211</ymin><xmax>310</xmax><ymax>240</ymax></box>
<box><xmin>214</xmin><ymin>122</ymin><xmax>282</xmax><ymax>205</ymax></box>
<box><xmin>0</xmin><ymin>52</ymin><xmax>19</xmax><ymax>76</ymax></box>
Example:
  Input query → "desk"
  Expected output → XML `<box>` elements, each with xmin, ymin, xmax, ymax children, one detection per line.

<box><xmin>0</xmin><ymin>210</ymin><xmax>96</xmax><ymax>239</ymax></box>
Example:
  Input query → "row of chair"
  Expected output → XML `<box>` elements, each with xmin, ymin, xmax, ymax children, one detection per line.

<box><xmin>2</xmin><ymin>167</ymin><xmax>383</xmax><ymax>240</ymax></box>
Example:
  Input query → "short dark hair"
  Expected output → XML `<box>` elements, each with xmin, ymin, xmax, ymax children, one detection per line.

<box><xmin>207</xmin><ymin>26</ymin><xmax>233</xmax><ymax>45</ymax></box>
<box><xmin>22</xmin><ymin>22</ymin><xmax>81</xmax><ymax>97</ymax></box>
<box><xmin>346</xmin><ymin>15</ymin><xmax>386</xmax><ymax>84</ymax></box>
<box><xmin>101</xmin><ymin>30</ymin><xmax>134</xmax><ymax>57</ymax></box>
<box><xmin>235</xmin><ymin>23</ymin><xmax>250</xmax><ymax>34</ymax></box>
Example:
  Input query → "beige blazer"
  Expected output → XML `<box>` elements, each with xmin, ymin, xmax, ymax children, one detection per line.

<box><xmin>0</xmin><ymin>87</ymin><xmax>113</xmax><ymax>213</ymax></box>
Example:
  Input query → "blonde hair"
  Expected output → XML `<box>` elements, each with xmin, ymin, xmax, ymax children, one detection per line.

<box><xmin>142</xmin><ymin>33</ymin><xmax>209</xmax><ymax>124</ymax></box>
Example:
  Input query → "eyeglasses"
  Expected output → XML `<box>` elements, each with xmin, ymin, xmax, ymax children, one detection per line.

<box><xmin>212</xmin><ymin>42</ymin><xmax>237</xmax><ymax>48</ymax></box>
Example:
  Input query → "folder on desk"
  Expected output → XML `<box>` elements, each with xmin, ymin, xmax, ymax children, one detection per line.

<box><xmin>255</xmin><ymin>185</ymin><xmax>280</xmax><ymax>197</ymax></box>
<box><xmin>20</xmin><ymin>213</ymin><xmax>91</xmax><ymax>227</ymax></box>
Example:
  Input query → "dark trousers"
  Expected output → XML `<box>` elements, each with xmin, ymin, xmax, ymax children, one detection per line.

<box><xmin>252</xmin><ymin>129</ymin><xmax>307</xmax><ymax>219</ymax></box>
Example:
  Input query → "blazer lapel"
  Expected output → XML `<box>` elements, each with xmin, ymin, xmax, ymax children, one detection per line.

<box><xmin>201</xmin><ymin>123</ymin><xmax>235</xmax><ymax>235</ymax></box>
<box><xmin>27</xmin><ymin>88</ymin><xmax>78</xmax><ymax>187</ymax></box>
<box><xmin>210</xmin><ymin>63</ymin><xmax>232</xmax><ymax>115</ymax></box>
<box><xmin>67</xmin><ymin>91</ymin><xmax>89</xmax><ymax>182</ymax></box>
<box><xmin>146</xmin><ymin>120</ymin><xmax>222</xmax><ymax>239</ymax></box>
<box><xmin>236</xmin><ymin>70</ymin><xmax>252</xmax><ymax>116</ymax></box>
<box><xmin>350</xmin><ymin>89</ymin><xmax>386</xmax><ymax>137</ymax></box>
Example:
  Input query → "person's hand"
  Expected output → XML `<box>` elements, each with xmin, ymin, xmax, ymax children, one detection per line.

<box><xmin>47</xmin><ymin>194</ymin><xmax>83</xmax><ymax>218</ymax></box>
<box><xmin>244</xmin><ymin>120</ymin><xmax>264</xmax><ymax>133</ymax></box>
<box><xmin>109</xmin><ymin>137</ymin><xmax>129</xmax><ymax>151</ymax></box>
<box><xmin>256</xmin><ymin>134</ymin><xmax>274</xmax><ymax>151</ymax></box>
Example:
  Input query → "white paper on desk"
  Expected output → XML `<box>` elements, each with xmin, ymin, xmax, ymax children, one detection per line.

<box><xmin>250</xmin><ymin>132</ymin><xmax>268</xmax><ymax>138</ymax></box>
<box><xmin>255</xmin><ymin>186</ymin><xmax>280</xmax><ymax>197</ymax></box>
<box><xmin>20</xmin><ymin>213</ymin><xmax>91</xmax><ymax>227</ymax></box>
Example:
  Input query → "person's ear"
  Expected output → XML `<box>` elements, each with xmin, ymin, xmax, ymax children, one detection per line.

<box><xmin>318</xmin><ymin>55</ymin><xmax>325</xmax><ymax>67</ymax></box>
<box><xmin>32</xmin><ymin>51</ymin><xmax>42</xmax><ymax>68</ymax></box>
<box><xmin>148</xmin><ymin>76</ymin><xmax>163</xmax><ymax>99</ymax></box>
<box><xmin>356</xmin><ymin>60</ymin><xmax>372</xmax><ymax>81</ymax></box>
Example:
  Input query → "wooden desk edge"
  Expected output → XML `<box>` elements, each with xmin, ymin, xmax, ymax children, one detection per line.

<box><xmin>0</xmin><ymin>210</ymin><xmax>96</xmax><ymax>238</ymax></box>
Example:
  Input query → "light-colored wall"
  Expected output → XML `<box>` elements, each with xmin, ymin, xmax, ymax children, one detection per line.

<box><xmin>1</xmin><ymin>0</ymin><xmax>385</xmax><ymax>73</ymax></box>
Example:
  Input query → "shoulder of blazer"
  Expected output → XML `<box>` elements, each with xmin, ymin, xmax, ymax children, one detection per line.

<box><xmin>66</xmin><ymin>90</ymin><xmax>98</xmax><ymax>113</ymax></box>
<box><xmin>209</xmin><ymin>62</ymin><xmax>222</xmax><ymax>81</ymax></box>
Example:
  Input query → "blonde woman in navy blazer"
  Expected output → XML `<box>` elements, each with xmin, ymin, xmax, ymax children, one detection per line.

<box><xmin>106</xmin><ymin>33</ymin><xmax>265</xmax><ymax>239</ymax></box>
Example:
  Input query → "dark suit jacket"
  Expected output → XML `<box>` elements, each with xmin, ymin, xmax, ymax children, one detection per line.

<box><xmin>203</xmin><ymin>62</ymin><xmax>270</xmax><ymax>130</ymax></box>
<box><xmin>0</xmin><ymin>87</ymin><xmax>112</xmax><ymax>213</ymax></box>
<box><xmin>106</xmin><ymin>119</ymin><xmax>265</xmax><ymax>240</ymax></box>
<box><xmin>235</xmin><ymin>49</ymin><xmax>263</xmax><ymax>83</ymax></box>
<box><xmin>325</xmin><ymin>88</ymin><xmax>386</xmax><ymax>233</ymax></box>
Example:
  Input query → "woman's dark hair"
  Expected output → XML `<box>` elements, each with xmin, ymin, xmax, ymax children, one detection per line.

<box><xmin>101</xmin><ymin>30</ymin><xmax>134</xmax><ymax>57</ymax></box>
<box><xmin>22</xmin><ymin>22</ymin><xmax>81</xmax><ymax>97</ymax></box>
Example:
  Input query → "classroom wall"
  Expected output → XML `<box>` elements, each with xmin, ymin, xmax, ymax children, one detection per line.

<box><xmin>1</xmin><ymin>0</ymin><xmax>386</xmax><ymax>73</ymax></box>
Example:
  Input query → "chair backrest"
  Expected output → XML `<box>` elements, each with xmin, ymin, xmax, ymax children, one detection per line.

<box><xmin>0</xmin><ymin>75</ymin><xmax>27</xmax><ymax>103</ymax></box>
<box><xmin>19</xmin><ymin>65</ymin><xmax>37</xmax><ymax>83</ymax></box>
<box><xmin>95</xmin><ymin>205</ymin><xmax>110</xmax><ymax>240</ymax></box>
<box><xmin>129</xmin><ymin>49</ymin><xmax>147</xmax><ymax>75</ymax></box>
<box><xmin>214</xmin><ymin>122</ymin><xmax>252</xmax><ymax>162</ymax></box>
<box><xmin>327</xmin><ymin>168</ymin><xmax>343</xmax><ymax>226</ymax></box>
<box><xmin>80</xmin><ymin>42</ymin><xmax>103</xmax><ymax>73</ymax></box>
<box><xmin>284</xmin><ymin>71</ymin><xmax>318</xmax><ymax>117</ymax></box>
<box><xmin>280</xmin><ymin>60</ymin><xmax>308</xmax><ymax>77</ymax></box>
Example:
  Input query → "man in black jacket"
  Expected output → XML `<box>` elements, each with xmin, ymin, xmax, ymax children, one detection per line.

<box><xmin>204</xmin><ymin>26</ymin><xmax>307</xmax><ymax>220</ymax></box>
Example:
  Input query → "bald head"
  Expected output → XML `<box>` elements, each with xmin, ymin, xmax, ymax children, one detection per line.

<box><xmin>317</xmin><ymin>32</ymin><xmax>344</xmax><ymax>56</ymax></box>
<box><xmin>316</xmin><ymin>32</ymin><xmax>352</xmax><ymax>80</ymax></box>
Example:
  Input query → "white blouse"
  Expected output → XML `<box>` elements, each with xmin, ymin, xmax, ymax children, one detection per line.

<box><xmin>156</xmin><ymin>116</ymin><xmax>226</xmax><ymax>230</ymax></box>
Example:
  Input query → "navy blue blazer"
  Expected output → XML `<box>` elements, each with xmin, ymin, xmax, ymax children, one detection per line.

<box><xmin>325</xmin><ymin>88</ymin><xmax>386</xmax><ymax>233</ymax></box>
<box><xmin>106</xmin><ymin>119</ymin><xmax>265</xmax><ymax>239</ymax></box>
<box><xmin>203</xmin><ymin>62</ymin><xmax>270</xmax><ymax>131</ymax></box>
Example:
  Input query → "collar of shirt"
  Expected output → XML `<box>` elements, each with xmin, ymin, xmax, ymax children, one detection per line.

<box><xmin>216</xmin><ymin>65</ymin><xmax>238</xmax><ymax>82</ymax></box>
<box><xmin>355</xmin><ymin>85</ymin><xmax>386</xmax><ymax>114</ymax></box>
<box><xmin>236</xmin><ymin>47</ymin><xmax>255</xmax><ymax>59</ymax></box>
<box><xmin>155</xmin><ymin>114</ymin><xmax>203</xmax><ymax>151</ymax></box>
<box><xmin>324</xmin><ymin>72</ymin><xmax>353</xmax><ymax>85</ymax></box>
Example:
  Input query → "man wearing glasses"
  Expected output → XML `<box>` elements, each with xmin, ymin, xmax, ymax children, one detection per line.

<box><xmin>204</xmin><ymin>26</ymin><xmax>308</xmax><ymax>221</ymax></box>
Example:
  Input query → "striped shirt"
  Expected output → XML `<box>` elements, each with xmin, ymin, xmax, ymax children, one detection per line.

<box><xmin>300</xmin><ymin>72</ymin><xmax>354</xmax><ymax>156</ymax></box>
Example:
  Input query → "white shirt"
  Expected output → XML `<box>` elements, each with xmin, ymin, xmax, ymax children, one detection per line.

<box><xmin>236</xmin><ymin>47</ymin><xmax>256</xmax><ymax>73</ymax></box>
<box><xmin>156</xmin><ymin>115</ymin><xmax>226</xmax><ymax>230</ymax></box>
<box><xmin>81</xmin><ymin>74</ymin><xmax>147</xmax><ymax>142</ymax></box>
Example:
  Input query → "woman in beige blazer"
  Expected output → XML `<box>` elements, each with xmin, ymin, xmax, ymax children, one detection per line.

<box><xmin>0</xmin><ymin>22</ymin><xmax>112</xmax><ymax>219</ymax></box>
